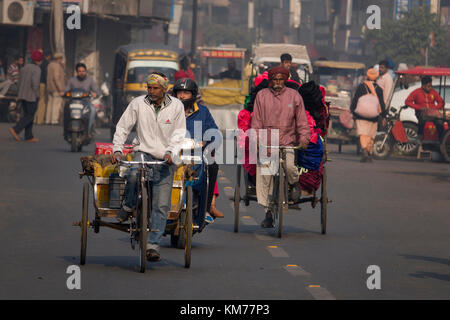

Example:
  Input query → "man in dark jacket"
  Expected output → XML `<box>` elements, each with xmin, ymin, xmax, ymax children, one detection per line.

<box><xmin>9</xmin><ymin>50</ymin><xmax>43</xmax><ymax>142</ymax></box>
<box><xmin>280</xmin><ymin>53</ymin><xmax>300</xmax><ymax>84</ymax></box>
<box><xmin>172</xmin><ymin>78</ymin><xmax>224</xmax><ymax>224</ymax></box>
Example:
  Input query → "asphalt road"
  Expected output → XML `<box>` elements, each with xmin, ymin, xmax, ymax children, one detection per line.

<box><xmin>0</xmin><ymin>122</ymin><xmax>449</xmax><ymax>301</ymax></box>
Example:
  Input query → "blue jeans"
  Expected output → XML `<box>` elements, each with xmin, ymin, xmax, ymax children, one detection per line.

<box><xmin>122</xmin><ymin>152</ymin><xmax>174</xmax><ymax>250</ymax></box>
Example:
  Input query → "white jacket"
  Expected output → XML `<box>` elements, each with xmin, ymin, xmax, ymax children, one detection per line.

<box><xmin>113</xmin><ymin>95</ymin><xmax>186</xmax><ymax>159</ymax></box>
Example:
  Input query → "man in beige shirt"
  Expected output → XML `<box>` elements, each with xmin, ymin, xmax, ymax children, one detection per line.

<box><xmin>377</xmin><ymin>60</ymin><xmax>394</xmax><ymax>106</ymax></box>
<box><xmin>45</xmin><ymin>53</ymin><xmax>65</xmax><ymax>125</ymax></box>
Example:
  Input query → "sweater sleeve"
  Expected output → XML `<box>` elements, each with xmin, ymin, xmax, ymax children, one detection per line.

<box><xmin>405</xmin><ymin>89</ymin><xmax>421</xmax><ymax>110</ymax></box>
<box><xmin>251</xmin><ymin>90</ymin><xmax>264</xmax><ymax>130</ymax></box>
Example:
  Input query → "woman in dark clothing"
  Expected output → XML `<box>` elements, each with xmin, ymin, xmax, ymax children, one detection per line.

<box><xmin>350</xmin><ymin>68</ymin><xmax>387</xmax><ymax>162</ymax></box>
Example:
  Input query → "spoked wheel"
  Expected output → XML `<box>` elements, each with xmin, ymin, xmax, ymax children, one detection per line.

<box><xmin>138</xmin><ymin>181</ymin><xmax>148</xmax><ymax>273</ymax></box>
<box><xmin>184</xmin><ymin>186</ymin><xmax>193</xmax><ymax>268</ymax></box>
<box><xmin>171</xmin><ymin>210</ymin><xmax>186</xmax><ymax>249</ymax></box>
<box><xmin>440</xmin><ymin>130</ymin><xmax>450</xmax><ymax>162</ymax></box>
<box><xmin>234</xmin><ymin>165</ymin><xmax>241</xmax><ymax>233</ymax></box>
<box><xmin>396</xmin><ymin>122</ymin><xmax>419</xmax><ymax>156</ymax></box>
<box><xmin>80</xmin><ymin>182</ymin><xmax>89</xmax><ymax>265</ymax></box>
<box><xmin>373</xmin><ymin>133</ymin><xmax>392</xmax><ymax>160</ymax></box>
<box><xmin>320</xmin><ymin>167</ymin><xmax>328</xmax><ymax>235</ymax></box>
<box><xmin>277</xmin><ymin>163</ymin><xmax>287</xmax><ymax>239</ymax></box>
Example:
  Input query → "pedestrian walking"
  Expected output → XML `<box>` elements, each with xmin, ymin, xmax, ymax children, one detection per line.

<box><xmin>350</xmin><ymin>68</ymin><xmax>387</xmax><ymax>162</ymax></box>
<box><xmin>45</xmin><ymin>53</ymin><xmax>65</xmax><ymax>125</ymax></box>
<box><xmin>34</xmin><ymin>51</ymin><xmax>52</xmax><ymax>124</ymax></box>
<box><xmin>8</xmin><ymin>50</ymin><xmax>43</xmax><ymax>143</ymax></box>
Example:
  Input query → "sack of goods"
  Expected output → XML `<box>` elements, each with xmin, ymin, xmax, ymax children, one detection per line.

<box><xmin>296</xmin><ymin>137</ymin><xmax>324</xmax><ymax>171</ymax></box>
<box><xmin>355</xmin><ymin>82</ymin><xmax>381</xmax><ymax>119</ymax></box>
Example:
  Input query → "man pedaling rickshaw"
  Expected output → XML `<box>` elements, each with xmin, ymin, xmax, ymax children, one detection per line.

<box><xmin>111</xmin><ymin>72</ymin><xmax>186</xmax><ymax>262</ymax></box>
<box><xmin>251</xmin><ymin>67</ymin><xmax>311</xmax><ymax>228</ymax></box>
<box><xmin>172</xmin><ymin>78</ymin><xmax>224</xmax><ymax>224</ymax></box>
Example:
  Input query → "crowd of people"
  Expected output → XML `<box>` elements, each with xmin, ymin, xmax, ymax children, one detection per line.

<box><xmin>4</xmin><ymin>49</ymin><xmax>100</xmax><ymax>143</ymax></box>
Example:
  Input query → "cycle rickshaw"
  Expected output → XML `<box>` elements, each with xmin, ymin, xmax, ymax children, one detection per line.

<box><xmin>233</xmin><ymin>141</ymin><xmax>330</xmax><ymax>238</ymax></box>
<box><xmin>75</xmin><ymin>139</ymin><xmax>210</xmax><ymax>273</ymax></box>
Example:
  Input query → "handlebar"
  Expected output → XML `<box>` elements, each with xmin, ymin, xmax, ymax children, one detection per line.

<box><xmin>264</xmin><ymin>145</ymin><xmax>304</xmax><ymax>150</ymax></box>
<box><xmin>119</xmin><ymin>160</ymin><xmax>167</xmax><ymax>166</ymax></box>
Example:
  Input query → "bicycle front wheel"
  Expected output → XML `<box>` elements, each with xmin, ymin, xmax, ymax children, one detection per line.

<box><xmin>138</xmin><ymin>181</ymin><xmax>148</xmax><ymax>273</ymax></box>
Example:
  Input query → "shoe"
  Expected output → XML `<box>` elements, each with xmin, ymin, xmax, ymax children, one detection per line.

<box><xmin>9</xmin><ymin>128</ymin><xmax>20</xmax><ymax>141</ymax></box>
<box><xmin>289</xmin><ymin>182</ymin><xmax>301</xmax><ymax>203</ymax></box>
<box><xmin>261</xmin><ymin>211</ymin><xmax>274</xmax><ymax>228</ymax></box>
<box><xmin>367</xmin><ymin>154</ymin><xmax>373</xmax><ymax>163</ymax></box>
<box><xmin>24</xmin><ymin>138</ymin><xmax>39</xmax><ymax>143</ymax></box>
<box><xmin>204</xmin><ymin>212</ymin><xmax>214</xmax><ymax>224</ymax></box>
<box><xmin>115</xmin><ymin>208</ymin><xmax>130</xmax><ymax>223</ymax></box>
<box><xmin>360</xmin><ymin>150</ymin><xmax>369</xmax><ymax>162</ymax></box>
<box><xmin>146</xmin><ymin>249</ymin><xmax>161</xmax><ymax>262</ymax></box>
<box><xmin>209</xmin><ymin>195</ymin><xmax>224</xmax><ymax>218</ymax></box>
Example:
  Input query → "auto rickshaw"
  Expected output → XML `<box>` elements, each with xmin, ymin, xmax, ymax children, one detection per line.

<box><xmin>110</xmin><ymin>44</ymin><xmax>183</xmax><ymax>140</ymax></box>
<box><xmin>312</xmin><ymin>60</ymin><xmax>366</xmax><ymax>153</ymax></box>
<box><xmin>252</xmin><ymin>43</ymin><xmax>312</xmax><ymax>84</ymax></box>
<box><xmin>197</xmin><ymin>46</ymin><xmax>248</xmax><ymax>131</ymax></box>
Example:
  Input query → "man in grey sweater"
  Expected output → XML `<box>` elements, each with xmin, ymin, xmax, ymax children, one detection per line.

<box><xmin>9</xmin><ymin>51</ymin><xmax>43</xmax><ymax>143</ymax></box>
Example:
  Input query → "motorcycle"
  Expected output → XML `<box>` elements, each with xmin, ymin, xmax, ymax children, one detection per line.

<box><xmin>92</xmin><ymin>73</ymin><xmax>112</xmax><ymax>128</ymax></box>
<box><xmin>63</xmin><ymin>88</ymin><xmax>93</xmax><ymax>152</ymax></box>
<box><xmin>373</xmin><ymin>106</ymin><xmax>419</xmax><ymax>159</ymax></box>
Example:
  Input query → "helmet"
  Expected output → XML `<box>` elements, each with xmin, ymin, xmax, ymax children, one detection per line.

<box><xmin>173</xmin><ymin>78</ymin><xmax>198</xmax><ymax>98</ymax></box>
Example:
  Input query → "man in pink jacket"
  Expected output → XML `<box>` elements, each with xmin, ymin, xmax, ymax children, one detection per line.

<box><xmin>251</xmin><ymin>66</ymin><xmax>310</xmax><ymax>228</ymax></box>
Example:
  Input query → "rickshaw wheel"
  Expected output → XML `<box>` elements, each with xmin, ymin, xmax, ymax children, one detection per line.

<box><xmin>277</xmin><ymin>174</ymin><xmax>284</xmax><ymax>239</ymax></box>
<box><xmin>138</xmin><ymin>182</ymin><xmax>148</xmax><ymax>273</ymax></box>
<box><xmin>320</xmin><ymin>167</ymin><xmax>328</xmax><ymax>235</ymax></box>
<box><xmin>80</xmin><ymin>182</ymin><xmax>89</xmax><ymax>265</ymax></box>
<box><xmin>234</xmin><ymin>165</ymin><xmax>241</xmax><ymax>233</ymax></box>
<box><xmin>440</xmin><ymin>130</ymin><xmax>450</xmax><ymax>162</ymax></box>
<box><xmin>184</xmin><ymin>186</ymin><xmax>193</xmax><ymax>268</ymax></box>
<box><xmin>172</xmin><ymin>210</ymin><xmax>186</xmax><ymax>249</ymax></box>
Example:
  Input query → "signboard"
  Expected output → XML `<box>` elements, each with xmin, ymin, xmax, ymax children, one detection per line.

<box><xmin>36</xmin><ymin>0</ymin><xmax>81</xmax><ymax>9</ymax></box>
<box><xmin>201</xmin><ymin>50</ymin><xmax>244</xmax><ymax>59</ymax></box>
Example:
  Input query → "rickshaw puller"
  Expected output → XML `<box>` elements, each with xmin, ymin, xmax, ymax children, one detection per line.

<box><xmin>112</xmin><ymin>73</ymin><xmax>186</xmax><ymax>262</ymax></box>
<box><xmin>251</xmin><ymin>66</ymin><xmax>310</xmax><ymax>228</ymax></box>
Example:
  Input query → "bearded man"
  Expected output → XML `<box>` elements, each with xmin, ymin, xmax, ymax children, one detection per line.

<box><xmin>251</xmin><ymin>66</ymin><xmax>310</xmax><ymax>228</ymax></box>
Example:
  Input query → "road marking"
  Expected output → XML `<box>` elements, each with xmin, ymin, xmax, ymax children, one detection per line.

<box><xmin>283</xmin><ymin>264</ymin><xmax>311</xmax><ymax>277</ymax></box>
<box><xmin>306</xmin><ymin>286</ymin><xmax>336</xmax><ymax>300</ymax></box>
<box><xmin>219</xmin><ymin>177</ymin><xmax>231</xmax><ymax>184</ymax></box>
<box><xmin>241</xmin><ymin>215</ymin><xmax>257</xmax><ymax>225</ymax></box>
<box><xmin>266</xmin><ymin>245</ymin><xmax>289</xmax><ymax>258</ymax></box>
<box><xmin>254</xmin><ymin>232</ymin><xmax>273</xmax><ymax>241</ymax></box>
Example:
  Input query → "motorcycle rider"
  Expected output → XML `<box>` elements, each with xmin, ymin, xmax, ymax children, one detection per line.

<box><xmin>64</xmin><ymin>63</ymin><xmax>99</xmax><ymax>139</ymax></box>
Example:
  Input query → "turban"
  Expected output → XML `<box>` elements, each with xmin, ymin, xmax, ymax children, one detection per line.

<box><xmin>366</xmin><ymin>68</ymin><xmax>379</xmax><ymax>81</ymax></box>
<box><xmin>268</xmin><ymin>66</ymin><xmax>289</xmax><ymax>81</ymax></box>
<box><xmin>147</xmin><ymin>73</ymin><xmax>169</xmax><ymax>90</ymax></box>
<box><xmin>31</xmin><ymin>50</ymin><xmax>43</xmax><ymax>62</ymax></box>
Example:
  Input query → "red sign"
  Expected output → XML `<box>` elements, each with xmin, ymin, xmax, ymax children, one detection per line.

<box><xmin>95</xmin><ymin>143</ymin><xmax>134</xmax><ymax>156</ymax></box>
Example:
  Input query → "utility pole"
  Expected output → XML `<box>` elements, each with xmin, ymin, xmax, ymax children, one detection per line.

<box><xmin>190</xmin><ymin>0</ymin><xmax>198</xmax><ymax>58</ymax></box>
<box><xmin>52</xmin><ymin>0</ymin><xmax>65</xmax><ymax>61</ymax></box>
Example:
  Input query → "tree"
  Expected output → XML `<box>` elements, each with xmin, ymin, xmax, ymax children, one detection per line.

<box><xmin>364</xmin><ymin>7</ymin><xmax>450</xmax><ymax>67</ymax></box>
